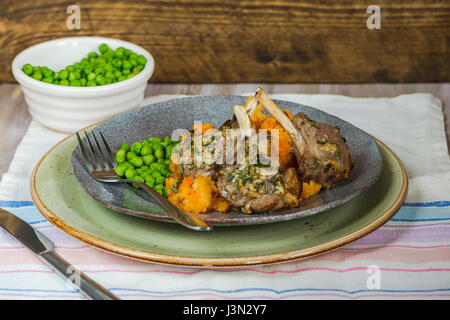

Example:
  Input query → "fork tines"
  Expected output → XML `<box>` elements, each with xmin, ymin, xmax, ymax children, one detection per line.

<box><xmin>76</xmin><ymin>130</ymin><xmax>116</xmax><ymax>172</ymax></box>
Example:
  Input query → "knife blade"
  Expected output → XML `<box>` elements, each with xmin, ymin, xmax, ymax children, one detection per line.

<box><xmin>0</xmin><ymin>208</ymin><xmax>119</xmax><ymax>300</ymax></box>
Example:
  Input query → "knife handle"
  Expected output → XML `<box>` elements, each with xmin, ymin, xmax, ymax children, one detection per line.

<box><xmin>40</xmin><ymin>251</ymin><xmax>119</xmax><ymax>300</ymax></box>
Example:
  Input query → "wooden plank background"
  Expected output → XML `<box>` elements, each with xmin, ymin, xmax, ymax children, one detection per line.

<box><xmin>0</xmin><ymin>0</ymin><xmax>449</xmax><ymax>83</ymax></box>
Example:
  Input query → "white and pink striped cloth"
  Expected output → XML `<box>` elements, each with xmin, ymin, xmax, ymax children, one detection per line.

<box><xmin>1</xmin><ymin>93</ymin><xmax>449</xmax><ymax>299</ymax></box>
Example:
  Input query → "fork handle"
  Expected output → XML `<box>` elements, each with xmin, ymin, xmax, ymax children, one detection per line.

<box><xmin>129</xmin><ymin>180</ymin><xmax>213</xmax><ymax>231</ymax></box>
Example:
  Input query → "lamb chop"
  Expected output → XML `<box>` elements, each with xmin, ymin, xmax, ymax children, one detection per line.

<box><xmin>179</xmin><ymin>97</ymin><xmax>259</xmax><ymax>179</ymax></box>
<box><xmin>254</xmin><ymin>88</ymin><xmax>352</xmax><ymax>190</ymax></box>
<box><xmin>216</xmin><ymin>104</ymin><xmax>301</xmax><ymax>213</ymax></box>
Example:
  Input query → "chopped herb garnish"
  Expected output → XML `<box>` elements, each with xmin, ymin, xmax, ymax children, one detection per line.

<box><xmin>264</xmin><ymin>179</ymin><xmax>269</xmax><ymax>193</ymax></box>
<box><xmin>171</xmin><ymin>186</ymin><xmax>178</xmax><ymax>194</ymax></box>
<box><xmin>337</xmin><ymin>150</ymin><xmax>343</xmax><ymax>160</ymax></box>
<box><xmin>227</xmin><ymin>173</ymin><xmax>234</xmax><ymax>182</ymax></box>
<box><xmin>317</xmin><ymin>140</ymin><xmax>326</xmax><ymax>145</ymax></box>
<box><xmin>256</xmin><ymin>162</ymin><xmax>271</xmax><ymax>168</ymax></box>
<box><xmin>236</xmin><ymin>179</ymin><xmax>242</xmax><ymax>192</ymax></box>
<box><xmin>312</xmin><ymin>124</ymin><xmax>320</xmax><ymax>130</ymax></box>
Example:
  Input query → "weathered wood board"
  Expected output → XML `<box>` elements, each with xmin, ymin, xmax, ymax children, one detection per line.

<box><xmin>0</xmin><ymin>0</ymin><xmax>449</xmax><ymax>83</ymax></box>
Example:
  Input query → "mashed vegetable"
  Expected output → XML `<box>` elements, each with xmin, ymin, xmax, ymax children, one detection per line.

<box><xmin>166</xmin><ymin>174</ymin><xmax>230</xmax><ymax>214</ymax></box>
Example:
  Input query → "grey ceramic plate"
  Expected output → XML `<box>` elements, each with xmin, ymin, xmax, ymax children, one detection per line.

<box><xmin>72</xmin><ymin>96</ymin><xmax>382</xmax><ymax>226</ymax></box>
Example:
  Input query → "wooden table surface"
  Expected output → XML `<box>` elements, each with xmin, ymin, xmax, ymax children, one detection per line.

<box><xmin>0</xmin><ymin>83</ymin><xmax>449</xmax><ymax>181</ymax></box>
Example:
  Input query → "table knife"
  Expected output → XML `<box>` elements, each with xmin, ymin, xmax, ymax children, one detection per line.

<box><xmin>0</xmin><ymin>208</ymin><xmax>119</xmax><ymax>300</ymax></box>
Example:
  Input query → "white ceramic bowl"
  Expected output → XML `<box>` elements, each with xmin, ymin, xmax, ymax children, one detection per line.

<box><xmin>12</xmin><ymin>37</ymin><xmax>154</xmax><ymax>133</ymax></box>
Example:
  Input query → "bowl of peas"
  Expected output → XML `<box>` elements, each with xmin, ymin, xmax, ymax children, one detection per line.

<box><xmin>12</xmin><ymin>37</ymin><xmax>154</xmax><ymax>133</ymax></box>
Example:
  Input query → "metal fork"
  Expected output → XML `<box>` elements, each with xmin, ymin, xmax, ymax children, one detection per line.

<box><xmin>76</xmin><ymin>130</ymin><xmax>213</xmax><ymax>231</ymax></box>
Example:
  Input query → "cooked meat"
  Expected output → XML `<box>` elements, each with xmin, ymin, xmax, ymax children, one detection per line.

<box><xmin>216</xmin><ymin>164</ymin><xmax>298</xmax><ymax>213</ymax></box>
<box><xmin>283</xmin><ymin>167</ymin><xmax>302</xmax><ymax>197</ymax></box>
<box><xmin>178</xmin><ymin>129</ymin><xmax>224</xmax><ymax>179</ymax></box>
<box><xmin>255</xmin><ymin>88</ymin><xmax>352</xmax><ymax>190</ymax></box>
<box><xmin>215</xmin><ymin>104</ymin><xmax>300</xmax><ymax>213</ymax></box>
<box><xmin>291</xmin><ymin>113</ymin><xmax>352</xmax><ymax>188</ymax></box>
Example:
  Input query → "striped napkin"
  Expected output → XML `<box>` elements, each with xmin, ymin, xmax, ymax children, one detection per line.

<box><xmin>0</xmin><ymin>93</ymin><xmax>449</xmax><ymax>300</ymax></box>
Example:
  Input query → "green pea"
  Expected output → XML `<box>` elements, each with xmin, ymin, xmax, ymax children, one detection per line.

<box><xmin>88</xmin><ymin>51</ymin><xmax>98</xmax><ymax>59</ymax></box>
<box><xmin>151</xmin><ymin>171</ymin><xmax>162</xmax><ymax>179</ymax></box>
<box><xmin>22</xmin><ymin>64</ymin><xmax>33</xmax><ymax>75</ymax></box>
<box><xmin>42</xmin><ymin>76</ymin><xmax>53</xmax><ymax>84</ymax></box>
<box><xmin>164</xmin><ymin>159</ymin><xmax>171</xmax><ymax>166</ymax></box>
<box><xmin>132</xmin><ymin>175</ymin><xmax>145</xmax><ymax>189</ymax></box>
<box><xmin>152</xmin><ymin>143</ymin><xmax>163</xmax><ymax>151</ymax></box>
<box><xmin>154</xmin><ymin>184</ymin><xmax>164</xmax><ymax>195</ymax></box>
<box><xmin>130</xmin><ymin>156</ymin><xmax>143</xmax><ymax>168</ymax></box>
<box><xmin>84</xmin><ymin>67</ymin><xmax>93</xmax><ymax>75</ymax></box>
<box><xmin>120</xmin><ymin>143</ymin><xmax>130</xmax><ymax>152</ymax></box>
<box><xmin>112</xmin><ymin>59</ymin><xmax>122</xmax><ymax>68</ymax></box>
<box><xmin>122</xmin><ymin>69</ymin><xmax>131</xmax><ymax>76</ymax></box>
<box><xmin>145</xmin><ymin>176</ymin><xmax>155</xmax><ymax>188</ymax></box>
<box><xmin>43</xmin><ymin>68</ymin><xmax>54</xmax><ymax>78</ymax></box>
<box><xmin>154</xmin><ymin>149</ymin><xmax>165</xmax><ymax>160</ymax></box>
<box><xmin>140</xmin><ymin>144</ymin><xmax>153</xmax><ymax>156</ymax></box>
<box><xmin>137</xmin><ymin>55</ymin><xmax>147</xmax><ymax>65</ymax></box>
<box><xmin>122</xmin><ymin>60</ymin><xmax>132</xmax><ymax>70</ymax></box>
<box><xmin>95</xmin><ymin>75</ymin><xmax>106</xmax><ymax>86</ymax></box>
<box><xmin>149</xmin><ymin>162</ymin><xmax>159</xmax><ymax>170</ymax></box>
<box><xmin>59</xmin><ymin>69</ymin><xmax>69</xmax><ymax>80</ymax></box>
<box><xmin>157</xmin><ymin>159</ymin><xmax>165</xmax><ymax>165</ymax></box>
<box><xmin>131</xmin><ymin>142</ymin><xmax>142</xmax><ymax>155</ymax></box>
<box><xmin>130</xmin><ymin>58</ymin><xmax>138</xmax><ymax>67</ymax></box>
<box><xmin>123</xmin><ymin>161</ymin><xmax>134</xmax><ymax>170</ymax></box>
<box><xmin>32</xmin><ymin>71</ymin><xmax>43</xmax><ymax>81</ymax></box>
<box><xmin>143</xmin><ymin>154</ymin><xmax>156</xmax><ymax>166</ymax></box>
<box><xmin>104</xmin><ymin>64</ymin><xmax>114</xmax><ymax>72</ymax></box>
<box><xmin>115</xmin><ymin>149</ymin><xmax>126</xmax><ymax>163</ymax></box>
<box><xmin>68</xmin><ymin>72</ymin><xmax>76</xmax><ymax>81</ymax></box>
<box><xmin>66</xmin><ymin>65</ymin><xmax>75</xmax><ymax>72</ymax></box>
<box><xmin>135</xmin><ymin>175</ymin><xmax>144</xmax><ymax>183</ymax></box>
<box><xmin>105</xmin><ymin>71</ymin><xmax>114</xmax><ymax>80</ymax></box>
<box><xmin>86</xmin><ymin>80</ymin><xmax>96</xmax><ymax>86</ymax></box>
<box><xmin>69</xmin><ymin>79</ymin><xmax>81</xmax><ymax>86</ymax></box>
<box><xmin>80</xmin><ymin>78</ymin><xmax>87</xmax><ymax>86</ymax></box>
<box><xmin>118</xmin><ymin>76</ymin><xmax>127</xmax><ymax>82</ymax></box>
<box><xmin>165</xmin><ymin>145</ymin><xmax>174</xmax><ymax>159</ymax></box>
<box><xmin>114</xmin><ymin>163</ymin><xmax>127</xmax><ymax>176</ymax></box>
<box><xmin>87</xmin><ymin>72</ymin><xmax>96</xmax><ymax>81</ymax></box>
<box><xmin>94</xmin><ymin>67</ymin><xmax>105</xmax><ymax>75</ymax></box>
<box><xmin>124</xmin><ymin>167</ymin><xmax>135</xmax><ymax>179</ymax></box>
<box><xmin>53</xmin><ymin>80</ymin><xmax>60</xmax><ymax>85</ymax></box>
<box><xmin>124</xmin><ymin>48</ymin><xmax>132</xmax><ymax>57</ymax></box>
<box><xmin>155</xmin><ymin>176</ymin><xmax>165</xmax><ymax>185</ymax></box>
<box><xmin>139</xmin><ymin>171</ymin><xmax>149</xmax><ymax>178</ymax></box>
<box><xmin>59</xmin><ymin>79</ymin><xmax>69</xmax><ymax>86</ymax></box>
<box><xmin>99</xmin><ymin>43</ymin><xmax>109</xmax><ymax>54</ymax></box>
<box><xmin>126</xmin><ymin>151</ymin><xmax>137</xmax><ymax>161</ymax></box>
<box><xmin>140</xmin><ymin>165</ymin><xmax>149</xmax><ymax>171</ymax></box>
<box><xmin>149</xmin><ymin>137</ymin><xmax>162</xmax><ymax>143</ymax></box>
<box><xmin>133</xmin><ymin>65</ymin><xmax>144</xmax><ymax>73</ymax></box>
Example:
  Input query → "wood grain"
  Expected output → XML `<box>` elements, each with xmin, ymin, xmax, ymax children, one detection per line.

<box><xmin>0</xmin><ymin>0</ymin><xmax>449</xmax><ymax>83</ymax></box>
<box><xmin>0</xmin><ymin>83</ymin><xmax>448</xmax><ymax>181</ymax></box>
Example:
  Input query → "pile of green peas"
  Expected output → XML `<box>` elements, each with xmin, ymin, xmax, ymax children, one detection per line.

<box><xmin>22</xmin><ymin>43</ymin><xmax>147</xmax><ymax>86</ymax></box>
<box><xmin>114</xmin><ymin>136</ymin><xmax>179</xmax><ymax>196</ymax></box>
